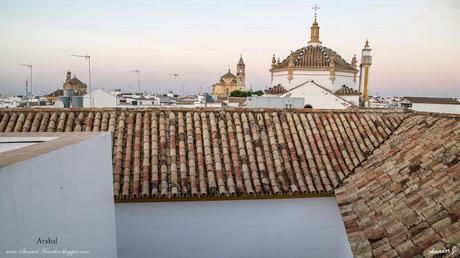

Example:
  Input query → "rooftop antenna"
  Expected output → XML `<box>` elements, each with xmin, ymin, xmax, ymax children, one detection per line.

<box><xmin>18</xmin><ymin>63</ymin><xmax>32</xmax><ymax>97</ymax></box>
<box><xmin>131</xmin><ymin>69</ymin><xmax>140</xmax><ymax>93</ymax></box>
<box><xmin>169</xmin><ymin>73</ymin><xmax>180</xmax><ymax>94</ymax></box>
<box><xmin>71</xmin><ymin>54</ymin><xmax>92</xmax><ymax>107</ymax></box>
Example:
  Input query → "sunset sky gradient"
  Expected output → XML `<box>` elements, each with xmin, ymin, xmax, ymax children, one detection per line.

<box><xmin>0</xmin><ymin>0</ymin><xmax>459</xmax><ymax>97</ymax></box>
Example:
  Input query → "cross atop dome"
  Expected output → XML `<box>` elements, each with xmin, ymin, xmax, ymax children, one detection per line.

<box><xmin>313</xmin><ymin>4</ymin><xmax>320</xmax><ymax>20</ymax></box>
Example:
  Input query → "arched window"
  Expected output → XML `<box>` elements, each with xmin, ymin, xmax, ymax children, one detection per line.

<box><xmin>304</xmin><ymin>104</ymin><xmax>313</xmax><ymax>109</ymax></box>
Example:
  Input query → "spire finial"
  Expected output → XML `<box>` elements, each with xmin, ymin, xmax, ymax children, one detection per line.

<box><xmin>313</xmin><ymin>4</ymin><xmax>320</xmax><ymax>20</ymax></box>
<box><xmin>308</xmin><ymin>4</ymin><xmax>321</xmax><ymax>46</ymax></box>
<box><xmin>238</xmin><ymin>54</ymin><xmax>245</xmax><ymax>66</ymax></box>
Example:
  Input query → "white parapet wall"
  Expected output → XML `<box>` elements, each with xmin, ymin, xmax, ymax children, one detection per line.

<box><xmin>115</xmin><ymin>198</ymin><xmax>353</xmax><ymax>258</ymax></box>
<box><xmin>0</xmin><ymin>132</ymin><xmax>117</xmax><ymax>258</ymax></box>
<box><xmin>411</xmin><ymin>103</ymin><xmax>460</xmax><ymax>114</ymax></box>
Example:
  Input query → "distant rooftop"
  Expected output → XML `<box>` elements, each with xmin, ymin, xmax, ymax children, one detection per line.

<box><xmin>401</xmin><ymin>97</ymin><xmax>460</xmax><ymax>105</ymax></box>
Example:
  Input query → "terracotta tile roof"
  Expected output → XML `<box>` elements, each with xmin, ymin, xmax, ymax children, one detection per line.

<box><xmin>401</xmin><ymin>97</ymin><xmax>460</xmax><ymax>105</ymax></box>
<box><xmin>336</xmin><ymin>114</ymin><xmax>459</xmax><ymax>257</ymax></box>
<box><xmin>265</xmin><ymin>84</ymin><xmax>288</xmax><ymax>95</ymax></box>
<box><xmin>2</xmin><ymin>108</ymin><xmax>458</xmax><ymax>257</ymax></box>
<box><xmin>335</xmin><ymin>85</ymin><xmax>360</xmax><ymax>96</ymax></box>
<box><xmin>46</xmin><ymin>89</ymin><xmax>64</xmax><ymax>98</ymax></box>
<box><xmin>0</xmin><ymin>108</ymin><xmax>407</xmax><ymax>200</ymax></box>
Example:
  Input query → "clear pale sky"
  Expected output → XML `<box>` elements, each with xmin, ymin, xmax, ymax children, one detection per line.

<box><xmin>0</xmin><ymin>0</ymin><xmax>459</xmax><ymax>97</ymax></box>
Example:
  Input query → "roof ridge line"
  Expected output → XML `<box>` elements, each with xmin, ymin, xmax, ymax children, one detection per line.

<box><xmin>0</xmin><ymin>107</ymin><xmax>412</xmax><ymax>114</ymax></box>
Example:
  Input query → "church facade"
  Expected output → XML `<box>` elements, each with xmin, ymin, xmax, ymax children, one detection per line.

<box><xmin>211</xmin><ymin>56</ymin><xmax>246</xmax><ymax>97</ymax></box>
<box><xmin>266</xmin><ymin>6</ymin><xmax>372</xmax><ymax>109</ymax></box>
<box><xmin>44</xmin><ymin>71</ymin><xmax>88</xmax><ymax>104</ymax></box>
<box><xmin>63</xmin><ymin>71</ymin><xmax>87</xmax><ymax>96</ymax></box>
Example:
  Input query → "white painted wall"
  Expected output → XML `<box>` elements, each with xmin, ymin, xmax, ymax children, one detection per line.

<box><xmin>272</xmin><ymin>70</ymin><xmax>356</xmax><ymax>92</ymax></box>
<box><xmin>115</xmin><ymin>198</ymin><xmax>353</xmax><ymax>258</ymax></box>
<box><xmin>246</xmin><ymin>96</ymin><xmax>305</xmax><ymax>108</ymax></box>
<box><xmin>410</xmin><ymin>103</ymin><xmax>460</xmax><ymax>114</ymax></box>
<box><xmin>281</xmin><ymin>81</ymin><xmax>351</xmax><ymax>109</ymax></box>
<box><xmin>0</xmin><ymin>133</ymin><xmax>117</xmax><ymax>258</ymax></box>
<box><xmin>340</xmin><ymin>95</ymin><xmax>360</xmax><ymax>106</ymax></box>
<box><xmin>83</xmin><ymin>89</ymin><xmax>118</xmax><ymax>107</ymax></box>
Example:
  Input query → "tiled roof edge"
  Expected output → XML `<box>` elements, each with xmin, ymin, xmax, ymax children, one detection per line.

<box><xmin>115</xmin><ymin>192</ymin><xmax>334</xmax><ymax>203</ymax></box>
<box><xmin>0</xmin><ymin>107</ymin><xmax>411</xmax><ymax>114</ymax></box>
<box><xmin>409</xmin><ymin>110</ymin><xmax>460</xmax><ymax>118</ymax></box>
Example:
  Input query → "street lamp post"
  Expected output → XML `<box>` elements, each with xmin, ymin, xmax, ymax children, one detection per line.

<box><xmin>71</xmin><ymin>54</ymin><xmax>92</xmax><ymax>107</ymax></box>
<box><xmin>18</xmin><ymin>63</ymin><xmax>32</xmax><ymax>97</ymax></box>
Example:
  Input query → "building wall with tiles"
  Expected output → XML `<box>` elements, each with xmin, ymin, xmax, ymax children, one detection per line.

<box><xmin>0</xmin><ymin>133</ymin><xmax>117</xmax><ymax>258</ymax></box>
<box><xmin>115</xmin><ymin>198</ymin><xmax>352</xmax><ymax>258</ymax></box>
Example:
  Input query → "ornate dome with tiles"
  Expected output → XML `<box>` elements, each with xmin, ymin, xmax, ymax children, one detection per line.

<box><xmin>271</xmin><ymin>45</ymin><xmax>357</xmax><ymax>72</ymax></box>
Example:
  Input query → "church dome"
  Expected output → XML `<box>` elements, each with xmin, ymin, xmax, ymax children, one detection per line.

<box><xmin>66</xmin><ymin>76</ymin><xmax>86</xmax><ymax>86</ymax></box>
<box><xmin>221</xmin><ymin>69</ymin><xmax>237</xmax><ymax>79</ymax></box>
<box><xmin>271</xmin><ymin>45</ymin><xmax>356</xmax><ymax>72</ymax></box>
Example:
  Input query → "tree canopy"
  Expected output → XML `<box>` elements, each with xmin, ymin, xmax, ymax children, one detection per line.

<box><xmin>229</xmin><ymin>90</ymin><xmax>264</xmax><ymax>97</ymax></box>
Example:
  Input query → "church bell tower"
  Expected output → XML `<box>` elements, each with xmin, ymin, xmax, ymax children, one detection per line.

<box><xmin>236</xmin><ymin>54</ymin><xmax>245</xmax><ymax>88</ymax></box>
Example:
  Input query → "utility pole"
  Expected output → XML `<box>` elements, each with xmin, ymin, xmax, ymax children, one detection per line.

<box><xmin>25</xmin><ymin>78</ymin><xmax>29</xmax><ymax>107</ymax></box>
<box><xmin>71</xmin><ymin>54</ymin><xmax>92</xmax><ymax>107</ymax></box>
<box><xmin>18</xmin><ymin>63</ymin><xmax>32</xmax><ymax>97</ymax></box>
<box><xmin>25</xmin><ymin>77</ymin><xmax>28</xmax><ymax>98</ymax></box>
